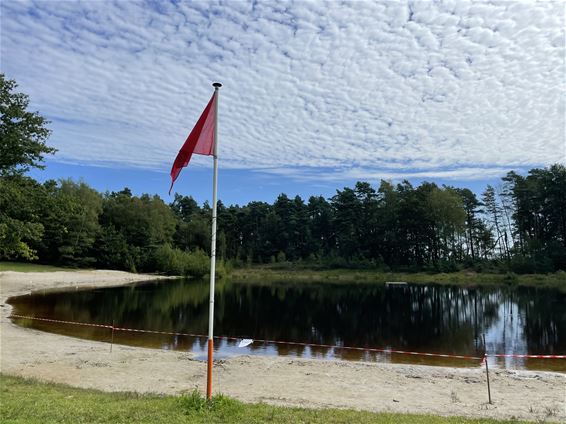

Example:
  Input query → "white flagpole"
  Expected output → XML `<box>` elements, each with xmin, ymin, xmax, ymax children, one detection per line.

<box><xmin>206</xmin><ymin>82</ymin><xmax>221</xmax><ymax>400</ymax></box>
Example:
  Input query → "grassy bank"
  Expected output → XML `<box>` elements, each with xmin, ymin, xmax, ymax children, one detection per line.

<box><xmin>231</xmin><ymin>266</ymin><xmax>566</xmax><ymax>292</ymax></box>
<box><xmin>0</xmin><ymin>375</ymin><xmax>531</xmax><ymax>424</ymax></box>
<box><xmin>1</xmin><ymin>261</ymin><xmax>564</xmax><ymax>292</ymax></box>
<box><xmin>0</xmin><ymin>262</ymin><xmax>82</xmax><ymax>273</ymax></box>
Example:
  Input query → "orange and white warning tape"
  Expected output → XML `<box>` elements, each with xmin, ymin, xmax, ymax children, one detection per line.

<box><xmin>9</xmin><ymin>314</ymin><xmax>566</xmax><ymax>360</ymax></box>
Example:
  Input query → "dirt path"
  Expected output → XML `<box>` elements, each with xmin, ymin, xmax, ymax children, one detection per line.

<box><xmin>1</xmin><ymin>271</ymin><xmax>564</xmax><ymax>422</ymax></box>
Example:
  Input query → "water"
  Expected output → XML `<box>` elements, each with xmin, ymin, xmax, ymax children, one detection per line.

<box><xmin>8</xmin><ymin>279</ymin><xmax>566</xmax><ymax>371</ymax></box>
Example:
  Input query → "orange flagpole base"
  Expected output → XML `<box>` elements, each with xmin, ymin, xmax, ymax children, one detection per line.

<box><xmin>206</xmin><ymin>338</ymin><xmax>213</xmax><ymax>400</ymax></box>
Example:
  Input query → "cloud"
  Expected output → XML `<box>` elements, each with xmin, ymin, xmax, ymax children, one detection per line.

<box><xmin>1</xmin><ymin>0</ymin><xmax>564</xmax><ymax>182</ymax></box>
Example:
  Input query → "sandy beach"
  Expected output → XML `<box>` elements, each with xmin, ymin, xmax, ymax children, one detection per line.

<box><xmin>1</xmin><ymin>270</ymin><xmax>564</xmax><ymax>422</ymax></box>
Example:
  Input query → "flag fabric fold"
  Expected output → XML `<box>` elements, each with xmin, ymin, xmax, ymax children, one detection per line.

<box><xmin>169</xmin><ymin>92</ymin><xmax>217</xmax><ymax>194</ymax></box>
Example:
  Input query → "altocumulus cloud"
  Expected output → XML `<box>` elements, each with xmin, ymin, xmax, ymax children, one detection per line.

<box><xmin>1</xmin><ymin>0</ymin><xmax>564</xmax><ymax>181</ymax></box>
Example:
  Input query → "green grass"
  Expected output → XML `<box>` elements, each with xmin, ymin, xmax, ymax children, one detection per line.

<box><xmin>0</xmin><ymin>262</ymin><xmax>82</xmax><ymax>272</ymax></box>
<box><xmin>0</xmin><ymin>374</ymin><xmax>529</xmax><ymax>424</ymax></box>
<box><xmin>231</xmin><ymin>266</ymin><xmax>566</xmax><ymax>292</ymax></box>
<box><xmin>1</xmin><ymin>261</ymin><xmax>563</xmax><ymax>292</ymax></box>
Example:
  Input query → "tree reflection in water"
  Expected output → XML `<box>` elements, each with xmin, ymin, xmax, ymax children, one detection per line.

<box><xmin>9</xmin><ymin>279</ymin><xmax>566</xmax><ymax>370</ymax></box>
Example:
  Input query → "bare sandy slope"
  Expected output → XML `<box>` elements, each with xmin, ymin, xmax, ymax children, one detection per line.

<box><xmin>1</xmin><ymin>270</ymin><xmax>564</xmax><ymax>422</ymax></box>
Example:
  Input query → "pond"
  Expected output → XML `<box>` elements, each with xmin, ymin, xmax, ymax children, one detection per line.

<box><xmin>8</xmin><ymin>279</ymin><xmax>566</xmax><ymax>371</ymax></box>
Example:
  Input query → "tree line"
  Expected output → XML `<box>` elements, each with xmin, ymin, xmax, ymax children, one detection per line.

<box><xmin>1</xmin><ymin>74</ymin><xmax>565</xmax><ymax>275</ymax></box>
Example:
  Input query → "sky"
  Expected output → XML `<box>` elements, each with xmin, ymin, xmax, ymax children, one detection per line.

<box><xmin>2</xmin><ymin>0</ymin><xmax>565</xmax><ymax>205</ymax></box>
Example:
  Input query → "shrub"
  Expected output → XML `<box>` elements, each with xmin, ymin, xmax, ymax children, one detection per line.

<box><xmin>151</xmin><ymin>245</ymin><xmax>205</xmax><ymax>277</ymax></box>
<box><xmin>152</xmin><ymin>244</ymin><xmax>185</xmax><ymax>275</ymax></box>
<box><xmin>510</xmin><ymin>255</ymin><xmax>554</xmax><ymax>274</ymax></box>
<box><xmin>442</xmin><ymin>260</ymin><xmax>459</xmax><ymax>273</ymax></box>
<box><xmin>150</xmin><ymin>245</ymin><xmax>233</xmax><ymax>278</ymax></box>
<box><xmin>276</xmin><ymin>251</ymin><xmax>286</xmax><ymax>263</ymax></box>
<box><xmin>185</xmin><ymin>248</ymin><xmax>210</xmax><ymax>278</ymax></box>
<box><xmin>503</xmin><ymin>271</ymin><xmax>518</xmax><ymax>285</ymax></box>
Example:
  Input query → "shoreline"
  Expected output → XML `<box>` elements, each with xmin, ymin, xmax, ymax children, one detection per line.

<box><xmin>231</xmin><ymin>267</ymin><xmax>566</xmax><ymax>292</ymax></box>
<box><xmin>1</xmin><ymin>270</ymin><xmax>565</xmax><ymax>422</ymax></box>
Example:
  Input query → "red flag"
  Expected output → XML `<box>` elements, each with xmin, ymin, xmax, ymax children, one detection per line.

<box><xmin>169</xmin><ymin>92</ymin><xmax>217</xmax><ymax>194</ymax></box>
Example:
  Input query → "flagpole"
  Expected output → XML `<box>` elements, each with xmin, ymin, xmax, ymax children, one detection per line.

<box><xmin>207</xmin><ymin>82</ymin><xmax>221</xmax><ymax>400</ymax></box>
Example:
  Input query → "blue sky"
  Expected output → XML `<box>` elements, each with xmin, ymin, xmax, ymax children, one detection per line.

<box><xmin>2</xmin><ymin>1</ymin><xmax>565</xmax><ymax>206</ymax></box>
<box><xmin>28</xmin><ymin>160</ymin><xmax>494</xmax><ymax>206</ymax></box>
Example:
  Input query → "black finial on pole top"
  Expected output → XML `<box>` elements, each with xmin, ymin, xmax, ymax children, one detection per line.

<box><xmin>213</xmin><ymin>82</ymin><xmax>222</xmax><ymax>89</ymax></box>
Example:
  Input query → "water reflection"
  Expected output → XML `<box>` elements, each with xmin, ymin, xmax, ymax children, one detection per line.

<box><xmin>8</xmin><ymin>279</ymin><xmax>566</xmax><ymax>371</ymax></box>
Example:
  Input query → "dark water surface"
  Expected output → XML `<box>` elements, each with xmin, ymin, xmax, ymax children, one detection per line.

<box><xmin>8</xmin><ymin>279</ymin><xmax>566</xmax><ymax>371</ymax></box>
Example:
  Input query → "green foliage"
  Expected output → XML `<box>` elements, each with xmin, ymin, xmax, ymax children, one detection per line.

<box><xmin>0</xmin><ymin>74</ymin><xmax>55</xmax><ymax>176</ymax></box>
<box><xmin>152</xmin><ymin>245</ymin><xmax>214</xmax><ymax>278</ymax></box>
<box><xmin>276</xmin><ymin>251</ymin><xmax>286</xmax><ymax>263</ymax></box>
<box><xmin>233</xmin><ymin>267</ymin><xmax>566</xmax><ymax>292</ymax></box>
<box><xmin>503</xmin><ymin>272</ymin><xmax>518</xmax><ymax>285</ymax></box>
<box><xmin>502</xmin><ymin>165</ymin><xmax>566</xmax><ymax>271</ymax></box>
<box><xmin>174</xmin><ymin>218</ymin><xmax>210</xmax><ymax>253</ymax></box>
<box><xmin>96</xmin><ymin>189</ymin><xmax>177</xmax><ymax>271</ymax></box>
<box><xmin>153</xmin><ymin>244</ymin><xmax>185</xmax><ymax>275</ymax></box>
<box><xmin>185</xmin><ymin>248</ymin><xmax>211</xmax><ymax>277</ymax></box>
<box><xmin>36</xmin><ymin>179</ymin><xmax>103</xmax><ymax>266</ymax></box>
<box><xmin>2</xmin><ymin>165</ymin><xmax>564</xmax><ymax>275</ymax></box>
<box><xmin>435</xmin><ymin>260</ymin><xmax>460</xmax><ymax>273</ymax></box>
<box><xmin>95</xmin><ymin>226</ymin><xmax>136</xmax><ymax>271</ymax></box>
<box><xmin>0</xmin><ymin>176</ymin><xmax>45</xmax><ymax>260</ymax></box>
<box><xmin>101</xmin><ymin>189</ymin><xmax>176</xmax><ymax>249</ymax></box>
<box><xmin>0</xmin><ymin>219</ymin><xmax>43</xmax><ymax>260</ymax></box>
<box><xmin>0</xmin><ymin>261</ymin><xmax>76</xmax><ymax>272</ymax></box>
<box><xmin>509</xmin><ymin>255</ymin><xmax>554</xmax><ymax>275</ymax></box>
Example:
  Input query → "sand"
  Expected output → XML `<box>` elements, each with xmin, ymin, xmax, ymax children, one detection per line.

<box><xmin>1</xmin><ymin>270</ymin><xmax>564</xmax><ymax>422</ymax></box>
